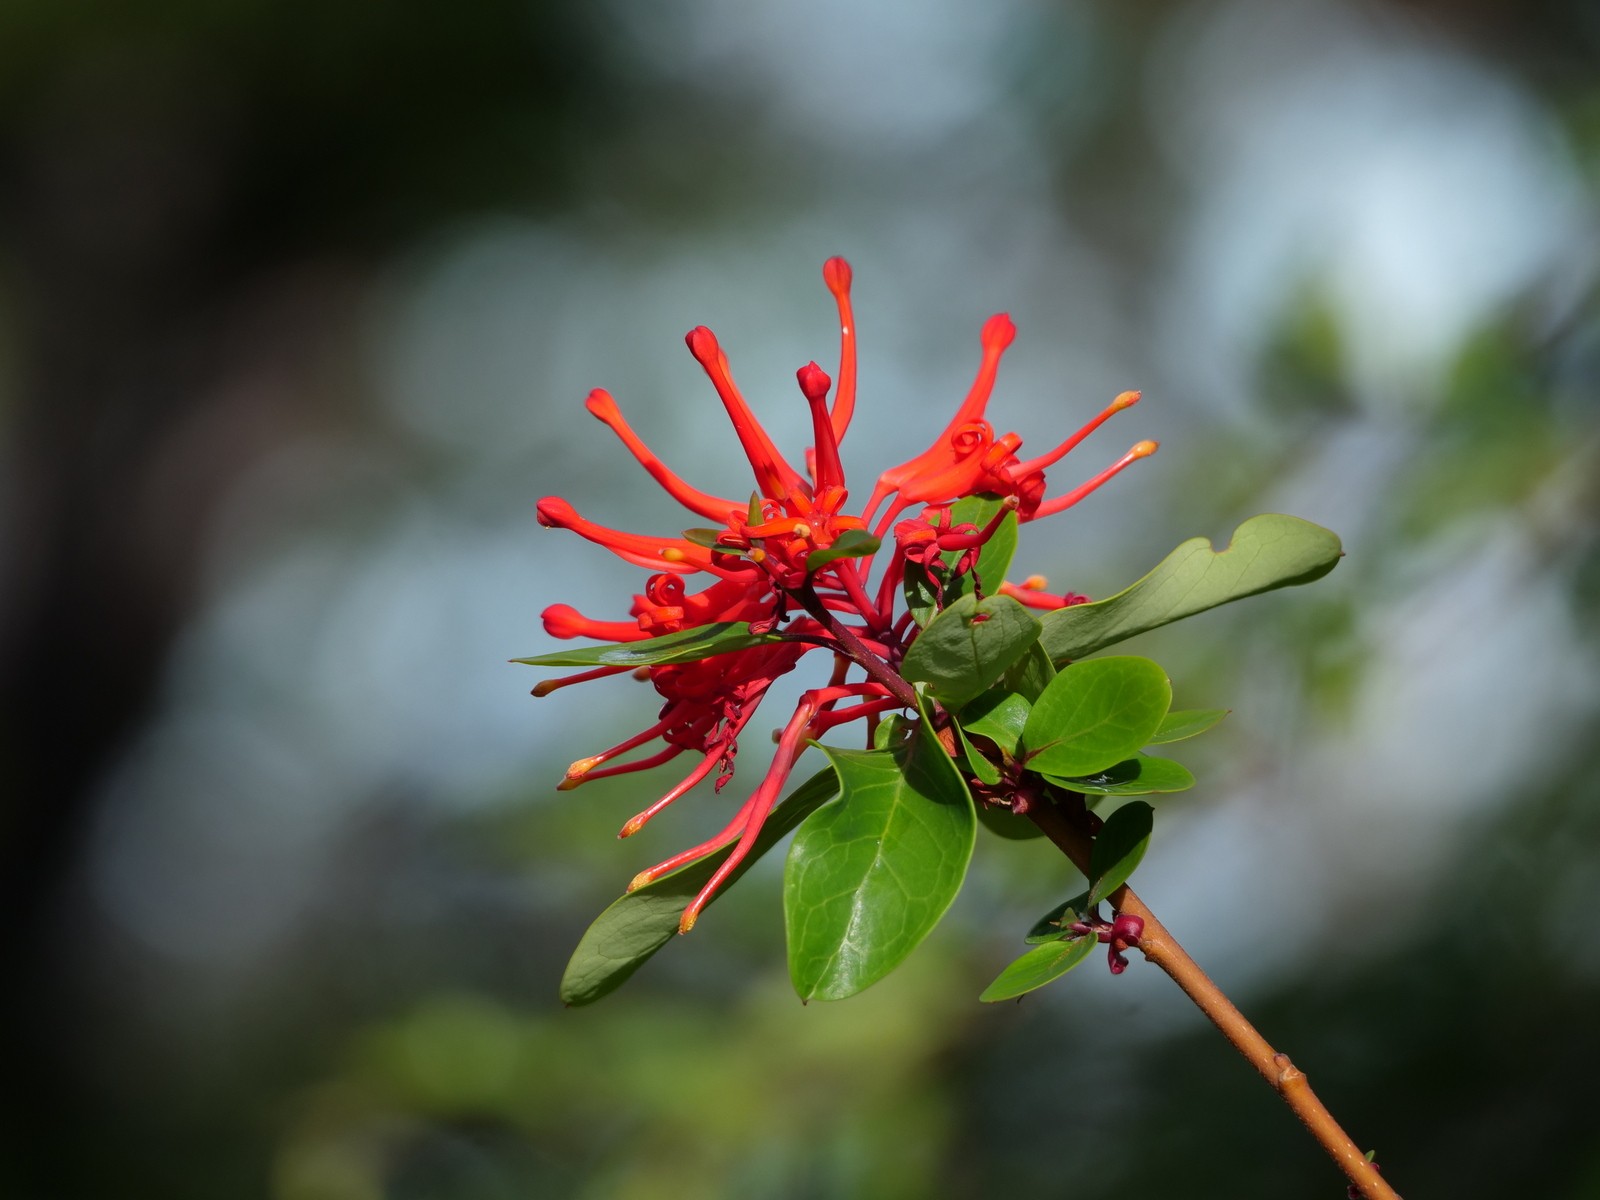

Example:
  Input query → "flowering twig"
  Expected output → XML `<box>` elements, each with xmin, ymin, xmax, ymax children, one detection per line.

<box><xmin>1025</xmin><ymin>800</ymin><xmax>1401</xmax><ymax>1200</ymax></box>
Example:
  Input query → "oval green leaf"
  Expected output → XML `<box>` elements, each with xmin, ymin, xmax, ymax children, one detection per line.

<box><xmin>953</xmin><ymin>722</ymin><xmax>1002</xmax><ymax>787</ymax></box>
<box><xmin>1025</xmin><ymin>890</ymin><xmax>1092</xmax><ymax>943</ymax></box>
<box><xmin>1087</xmin><ymin>800</ymin><xmax>1154</xmax><ymax>906</ymax></box>
<box><xmin>1002</xmin><ymin>641</ymin><xmax>1056</xmax><ymax>702</ymax></box>
<box><xmin>956</xmin><ymin>688</ymin><xmax>1033</xmax><ymax>758</ymax></box>
<box><xmin>806</xmin><ymin>528</ymin><xmax>882</xmax><ymax>572</ymax></box>
<box><xmin>979</xmin><ymin>934</ymin><xmax>1098</xmax><ymax>1002</ymax></box>
<box><xmin>1148</xmin><ymin>708</ymin><xmax>1230</xmax><ymax>744</ymax></box>
<box><xmin>784</xmin><ymin>703</ymin><xmax>976</xmax><ymax>1002</ymax></box>
<box><xmin>1039</xmin><ymin>514</ymin><xmax>1343</xmax><ymax>663</ymax></box>
<box><xmin>516</xmin><ymin>621</ymin><xmax>786</xmax><ymax>668</ymax></box>
<box><xmin>1047</xmin><ymin>753</ymin><xmax>1196</xmax><ymax>796</ymax></box>
<box><xmin>1021</xmin><ymin>656</ymin><xmax>1172</xmax><ymax>778</ymax></box>
<box><xmin>900</xmin><ymin>593</ymin><xmax>1042</xmax><ymax>713</ymax></box>
<box><xmin>559</xmin><ymin>769</ymin><xmax>839</xmax><ymax>1006</ymax></box>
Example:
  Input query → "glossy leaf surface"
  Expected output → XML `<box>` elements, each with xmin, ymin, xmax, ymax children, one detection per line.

<box><xmin>1002</xmin><ymin>641</ymin><xmax>1056</xmax><ymax>702</ymax></box>
<box><xmin>1048</xmin><ymin>754</ymin><xmax>1196</xmax><ymax>796</ymax></box>
<box><xmin>785</xmin><ymin>706</ymin><xmax>976</xmax><ymax>1002</ymax></box>
<box><xmin>1021</xmin><ymin>656</ymin><xmax>1171</xmax><ymax>778</ymax></box>
<box><xmin>1025</xmin><ymin>890</ymin><xmax>1092</xmax><ymax>943</ymax></box>
<box><xmin>1148</xmin><ymin>708</ymin><xmax>1230</xmax><ymax>744</ymax></box>
<box><xmin>517</xmin><ymin>621</ymin><xmax>784</xmax><ymax>668</ymax></box>
<box><xmin>1087</xmin><ymin>801</ymin><xmax>1154</xmax><ymax>906</ymax></box>
<box><xmin>1039</xmin><ymin>514</ymin><xmax>1342</xmax><ymax>663</ymax></box>
<box><xmin>559</xmin><ymin>769</ymin><xmax>838</xmax><ymax>1006</ymax></box>
<box><xmin>805</xmin><ymin>528</ymin><xmax>882</xmax><ymax>572</ymax></box>
<box><xmin>900</xmin><ymin>593</ymin><xmax>1041</xmax><ymax>713</ymax></box>
<box><xmin>956</xmin><ymin>688</ymin><xmax>1032</xmax><ymax>758</ymax></box>
<box><xmin>979</xmin><ymin>935</ymin><xmax>1097</xmax><ymax>1002</ymax></box>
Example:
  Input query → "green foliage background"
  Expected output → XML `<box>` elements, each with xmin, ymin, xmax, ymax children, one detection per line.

<box><xmin>1</xmin><ymin>1</ymin><xmax>1597</xmax><ymax>1197</ymax></box>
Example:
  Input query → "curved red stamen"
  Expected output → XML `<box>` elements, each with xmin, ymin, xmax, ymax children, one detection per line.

<box><xmin>823</xmin><ymin>257</ymin><xmax>857</xmax><ymax>441</ymax></box>
<box><xmin>538</xmin><ymin>496</ymin><xmax>711</xmax><ymax>575</ymax></box>
<box><xmin>585</xmin><ymin>389</ymin><xmax>738</xmax><ymax>522</ymax></box>
<box><xmin>1012</xmin><ymin>390</ymin><xmax>1141</xmax><ymax>478</ymax></box>
<box><xmin>1030</xmin><ymin>440</ymin><xmax>1159</xmax><ymax>520</ymax></box>
<box><xmin>685</xmin><ymin>326</ymin><xmax>807</xmax><ymax>501</ymax></box>
<box><xmin>530</xmin><ymin>663</ymin><xmax>636</xmax><ymax>696</ymax></box>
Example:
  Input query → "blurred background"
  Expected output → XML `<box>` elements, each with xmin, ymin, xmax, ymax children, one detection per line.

<box><xmin>2</xmin><ymin>0</ymin><xmax>1598</xmax><ymax>1196</ymax></box>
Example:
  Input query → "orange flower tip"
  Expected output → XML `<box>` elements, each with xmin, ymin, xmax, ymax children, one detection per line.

<box><xmin>1111</xmin><ymin>389</ymin><xmax>1141</xmax><ymax>411</ymax></box>
<box><xmin>981</xmin><ymin>313</ymin><xmax>1017</xmax><ymax>350</ymax></box>
<box><xmin>1022</xmin><ymin>574</ymin><xmax>1049</xmax><ymax>590</ymax></box>
<box><xmin>797</xmin><ymin>361</ymin><xmax>832</xmax><ymax>403</ymax></box>
<box><xmin>626</xmin><ymin>869</ymin><xmax>654</xmax><ymax>893</ymax></box>
<box><xmin>618</xmin><ymin>814</ymin><xmax>647</xmax><ymax>839</ymax></box>
<box><xmin>564</xmin><ymin>754</ymin><xmax>602</xmax><ymax>781</ymax></box>
<box><xmin>822</xmin><ymin>256</ymin><xmax>853</xmax><ymax>292</ymax></box>
<box><xmin>632</xmin><ymin>666</ymin><xmax>652</xmax><ymax>681</ymax></box>
<box><xmin>685</xmin><ymin>325</ymin><xmax>720</xmax><ymax>364</ymax></box>
<box><xmin>556</xmin><ymin>776</ymin><xmax>583</xmax><ymax>792</ymax></box>
<box><xmin>678</xmin><ymin>909</ymin><xmax>700</xmax><ymax>934</ymax></box>
<box><xmin>748</xmin><ymin>547</ymin><xmax>767</xmax><ymax>563</ymax></box>
<box><xmin>1001</xmin><ymin>494</ymin><xmax>1021</xmax><ymax>511</ymax></box>
<box><xmin>1131</xmin><ymin>439</ymin><xmax>1160</xmax><ymax>459</ymax></box>
<box><xmin>531</xmin><ymin>679</ymin><xmax>561</xmax><ymax>698</ymax></box>
<box><xmin>661</xmin><ymin>547</ymin><xmax>688</xmax><ymax>563</ymax></box>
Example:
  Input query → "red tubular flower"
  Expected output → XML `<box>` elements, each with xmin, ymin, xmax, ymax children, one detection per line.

<box><xmin>532</xmin><ymin>257</ymin><xmax>1157</xmax><ymax>932</ymax></box>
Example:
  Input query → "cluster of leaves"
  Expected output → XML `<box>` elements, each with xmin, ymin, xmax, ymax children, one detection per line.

<box><xmin>550</xmin><ymin>510</ymin><xmax>1341</xmax><ymax>1006</ymax></box>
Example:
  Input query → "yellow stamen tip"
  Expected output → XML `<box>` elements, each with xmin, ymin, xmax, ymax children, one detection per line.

<box><xmin>627</xmin><ymin>870</ymin><xmax>653</xmax><ymax>893</ymax></box>
<box><xmin>565</xmin><ymin>755</ymin><xmax>601</xmax><ymax>780</ymax></box>
<box><xmin>1131</xmin><ymin>439</ymin><xmax>1159</xmax><ymax>458</ymax></box>
<box><xmin>1112</xmin><ymin>389</ymin><xmax>1141</xmax><ymax>411</ymax></box>
<box><xmin>678</xmin><ymin>910</ymin><xmax>699</xmax><ymax>934</ymax></box>
<box><xmin>1022</xmin><ymin>574</ymin><xmax>1049</xmax><ymax>590</ymax></box>
<box><xmin>748</xmin><ymin>547</ymin><xmax>767</xmax><ymax>563</ymax></box>
<box><xmin>662</xmin><ymin>547</ymin><xmax>687</xmax><ymax>562</ymax></box>
<box><xmin>619</xmin><ymin>815</ymin><xmax>646</xmax><ymax>839</ymax></box>
<box><xmin>792</xmin><ymin>522</ymin><xmax>812</xmax><ymax>539</ymax></box>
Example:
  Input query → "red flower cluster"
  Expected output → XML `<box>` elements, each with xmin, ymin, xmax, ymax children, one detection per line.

<box><xmin>534</xmin><ymin>258</ymin><xmax>1154</xmax><ymax>931</ymax></box>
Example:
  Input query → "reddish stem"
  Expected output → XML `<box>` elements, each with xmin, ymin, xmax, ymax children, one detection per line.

<box><xmin>1026</xmin><ymin>801</ymin><xmax>1401</xmax><ymax>1200</ymax></box>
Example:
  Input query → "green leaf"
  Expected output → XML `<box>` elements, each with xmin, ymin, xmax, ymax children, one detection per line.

<box><xmin>1148</xmin><ymin>708</ymin><xmax>1230</xmax><ymax>744</ymax></box>
<box><xmin>956</xmin><ymin>688</ymin><xmax>1032</xmax><ymax>758</ymax></box>
<box><xmin>900</xmin><ymin>594</ymin><xmax>1042</xmax><ymax>713</ymax></box>
<box><xmin>806</xmin><ymin>528</ymin><xmax>882</xmax><ymax>572</ymax></box>
<box><xmin>979</xmin><ymin>935</ymin><xmax>1098</xmax><ymax>1002</ymax></box>
<box><xmin>1025</xmin><ymin>890</ymin><xmax>1092</xmax><ymax>943</ymax></box>
<box><xmin>1021</xmin><ymin>657</ymin><xmax>1172</xmax><ymax>778</ymax></box>
<box><xmin>1002</xmin><ymin>642</ymin><xmax>1056</xmax><ymax>702</ymax></box>
<box><xmin>1087</xmin><ymin>801</ymin><xmax>1154</xmax><ymax>906</ymax></box>
<box><xmin>785</xmin><ymin>700</ymin><xmax>976</xmax><ymax>1002</ymax></box>
<box><xmin>1047</xmin><ymin>754</ymin><xmax>1196</xmax><ymax>796</ymax></box>
<box><xmin>1038</xmin><ymin>514</ymin><xmax>1343</xmax><ymax>663</ymax></box>
<box><xmin>516</xmin><ymin>621</ymin><xmax>785</xmax><ymax>668</ymax></box>
<box><xmin>901</xmin><ymin>494</ymin><xmax>1019</xmax><ymax>625</ymax></box>
<box><xmin>559</xmin><ymin>769</ymin><xmax>839</xmax><ymax>1006</ymax></box>
<box><xmin>953</xmin><ymin>722</ymin><xmax>1002</xmax><ymax>786</ymax></box>
<box><xmin>974</xmin><ymin>802</ymin><xmax>1045</xmax><ymax>841</ymax></box>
